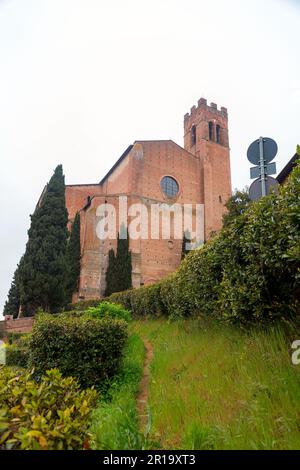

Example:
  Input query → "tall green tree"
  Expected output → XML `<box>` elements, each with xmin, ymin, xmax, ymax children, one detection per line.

<box><xmin>115</xmin><ymin>229</ymin><xmax>132</xmax><ymax>292</ymax></box>
<box><xmin>222</xmin><ymin>189</ymin><xmax>251</xmax><ymax>228</ymax></box>
<box><xmin>105</xmin><ymin>248</ymin><xmax>117</xmax><ymax>297</ymax></box>
<box><xmin>65</xmin><ymin>212</ymin><xmax>81</xmax><ymax>303</ymax></box>
<box><xmin>181</xmin><ymin>230</ymin><xmax>192</xmax><ymax>260</ymax></box>
<box><xmin>105</xmin><ymin>227</ymin><xmax>132</xmax><ymax>296</ymax></box>
<box><xmin>20</xmin><ymin>165</ymin><xmax>68</xmax><ymax>315</ymax></box>
<box><xmin>3</xmin><ymin>257</ymin><xmax>24</xmax><ymax>318</ymax></box>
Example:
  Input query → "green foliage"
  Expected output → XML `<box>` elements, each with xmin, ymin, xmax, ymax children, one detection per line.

<box><xmin>105</xmin><ymin>249</ymin><xmax>118</xmax><ymax>297</ymax></box>
<box><xmin>3</xmin><ymin>257</ymin><xmax>24</xmax><ymax>318</ymax></box>
<box><xmin>105</xmin><ymin>228</ymin><xmax>132</xmax><ymax>297</ymax></box>
<box><xmin>106</xmin><ymin>161</ymin><xmax>300</xmax><ymax>325</ymax></box>
<box><xmin>86</xmin><ymin>301</ymin><xmax>132</xmax><ymax>323</ymax></box>
<box><xmin>107</xmin><ymin>290</ymin><xmax>133</xmax><ymax>311</ymax></box>
<box><xmin>181</xmin><ymin>230</ymin><xmax>191</xmax><ymax>260</ymax></box>
<box><xmin>107</xmin><ymin>284</ymin><xmax>166</xmax><ymax>318</ymax></box>
<box><xmin>29</xmin><ymin>313</ymin><xmax>128</xmax><ymax>388</ymax></box>
<box><xmin>19</xmin><ymin>165</ymin><xmax>69</xmax><ymax>315</ymax></box>
<box><xmin>90</xmin><ymin>334</ymin><xmax>152</xmax><ymax>450</ymax></box>
<box><xmin>216</xmin><ymin>159</ymin><xmax>300</xmax><ymax>324</ymax></box>
<box><xmin>222</xmin><ymin>188</ymin><xmax>251</xmax><ymax>228</ymax></box>
<box><xmin>5</xmin><ymin>332</ymin><xmax>26</xmax><ymax>345</ymax></box>
<box><xmin>0</xmin><ymin>367</ymin><xmax>98</xmax><ymax>450</ymax></box>
<box><xmin>6</xmin><ymin>335</ymin><xmax>31</xmax><ymax>368</ymax></box>
<box><xmin>64</xmin><ymin>298</ymin><xmax>102</xmax><ymax>312</ymax></box>
<box><xmin>65</xmin><ymin>212</ymin><xmax>81</xmax><ymax>303</ymax></box>
<box><xmin>132</xmin><ymin>319</ymin><xmax>300</xmax><ymax>450</ymax></box>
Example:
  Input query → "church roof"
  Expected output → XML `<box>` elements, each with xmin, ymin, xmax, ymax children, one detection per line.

<box><xmin>99</xmin><ymin>139</ymin><xmax>197</xmax><ymax>185</ymax></box>
<box><xmin>99</xmin><ymin>144</ymin><xmax>133</xmax><ymax>185</ymax></box>
<box><xmin>277</xmin><ymin>153</ymin><xmax>298</xmax><ymax>184</ymax></box>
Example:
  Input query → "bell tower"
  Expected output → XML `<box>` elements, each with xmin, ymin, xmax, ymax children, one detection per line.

<box><xmin>184</xmin><ymin>98</ymin><xmax>232</xmax><ymax>238</ymax></box>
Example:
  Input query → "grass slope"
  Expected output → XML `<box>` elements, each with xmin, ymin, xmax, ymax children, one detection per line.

<box><xmin>132</xmin><ymin>319</ymin><xmax>300</xmax><ymax>450</ymax></box>
<box><xmin>90</xmin><ymin>333</ymin><xmax>146</xmax><ymax>450</ymax></box>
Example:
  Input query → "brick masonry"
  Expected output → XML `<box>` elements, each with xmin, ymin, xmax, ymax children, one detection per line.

<box><xmin>54</xmin><ymin>98</ymin><xmax>232</xmax><ymax>302</ymax></box>
<box><xmin>0</xmin><ymin>317</ymin><xmax>34</xmax><ymax>335</ymax></box>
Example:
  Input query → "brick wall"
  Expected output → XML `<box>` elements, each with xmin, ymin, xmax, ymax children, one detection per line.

<box><xmin>0</xmin><ymin>317</ymin><xmax>34</xmax><ymax>335</ymax></box>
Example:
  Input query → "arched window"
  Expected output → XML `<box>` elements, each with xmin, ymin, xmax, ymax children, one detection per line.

<box><xmin>216</xmin><ymin>125</ymin><xmax>221</xmax><ymax>144</ymax></box>
<box><xmin>191</xmin><ymin>125</ymin><xmax>196</xmax><ymax>146</ymax></box>
<box><xmin>209</xmin><ymin>122</ymin><xmax>214</xmax><ymax>141</ymax></box>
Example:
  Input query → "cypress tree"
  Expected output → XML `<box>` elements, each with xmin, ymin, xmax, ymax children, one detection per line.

<box><xmin>65</xmin><ymin>212</ymin><xmax>81</xmax><ymax>303</ymax></box>
<box><xmin>181</xmin><ymin>230</ymin><xmax>191</xmax><ymax>260</ymax></box>
<box><xmin>115</xmin><ymin>229</ymin><xmax>132</xmax><ymax>292</ymax></box>
<box><xmin>105</xmin><ymin>248</ymin><xmax>117</xmax><ymax>297</ymax></box>
<box><xmin>105</xmin><ymin>226</ymin><xmax>132</xmax><ymax>296</ymax></box>
<box><xmin>20</xmin><ymin>165</ymin><xmax>68</xmax><ymax>315</ymax></box>
<box><xmin>3</xmin><ymin>257</ymin><xmax>24</xmax><ymax>318</ymax></box>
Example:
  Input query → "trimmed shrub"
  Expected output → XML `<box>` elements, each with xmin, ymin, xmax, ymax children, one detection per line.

<box><xmin>29</xmin><ymin>314</ymin><xmax>128</xmax><ymax>388</ymax></box>
<box><xmin>163</xmin><ymin>161</ymin><xmax>300</xmax><ymax>324</ymax></box>
<box><xmin>86</xmin><ymin>302</ymin><xmax>132</xmax><ymax>323</ymax></box>
<box><xmin>129</xmin><ymin>283</ymin><xmax>166</xmax><ymax>317</ymax></box>
<box><xmin>64</xmin><ymin>298</ymin><xmax>102</xmax><ymax>312</ymax></box>
<box><xmin>108</xmin><ymin>290</ymin><xmax>133</xmax><ymax>311</ymax></box>
<box><xmin>0</xmin><ymin>366</ymin><xmax>98</xmax><ymax>450</ymax></box>
<box><xmin>107</xmin><ymin>284</ymin><xmax>166</xmax><ymax>317</ymax></box>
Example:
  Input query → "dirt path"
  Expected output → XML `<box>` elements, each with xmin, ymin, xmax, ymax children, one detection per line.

<box><xmin>137</xmin><ymin>340</ymin><xmax>154</xmax><ymax>431</ymax></box>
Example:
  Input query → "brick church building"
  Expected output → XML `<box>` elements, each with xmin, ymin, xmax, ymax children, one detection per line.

<box><xmin>64</xmin><ymin>98</ymin><xmax>232</xmax><ymax>301</ymax></box>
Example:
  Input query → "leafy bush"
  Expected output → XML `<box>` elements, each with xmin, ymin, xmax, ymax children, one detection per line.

<box><xmin>86</xmin><ymin>301</ymin><xmax>132</xmax><ymax>323</ymax></box>
<box><xmin>5</xmin><ymin>334</ymin><xmax>31</xmax><ymax>368</ymax></box>
<box><xmin>6</xmin><ymin>336</ymin><xmax>31</xmax><ymax>368</ymax></box>
<box><xmin>64</xmin><ymin>298</ymin><xmax>102</xmax><ymax>312</ymax></box>
<box><xmin>166</xmin><ymin>162</ymin><xmax>300</xmax><ymax>324</ymax></box>
<box><xmin>107</xmin><ymin>284</ymin><xmax>166</xmax><ymax>318</ymax></box>
<box><xmin>108</xmin><ymin>290</ymin><xmax>133</xmax><ymax>311</ymax></box>
<box><xmin>6</xmin><ymin>332</ymin><xmax>25</xmax><ymax>345</ymax></box>
<box><xmin>0</xmin><ymin>367</ymin><xmax>98</xmax><ymax>450</ymax></box>
<box><xmin>29</xmin><ymin>314</ymin><xmax>128</xmax><ymax>388</ymax></box>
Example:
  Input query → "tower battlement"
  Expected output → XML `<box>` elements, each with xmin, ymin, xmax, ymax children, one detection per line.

<box><xmin>184</xmin><ymin>97</ymin><xmax>228</xmax><ymax>122</ymax></box>
<box><xmin>184</xmin><ymin>97</ymin><xmax>229</xmax><ymax>153</ymax></box>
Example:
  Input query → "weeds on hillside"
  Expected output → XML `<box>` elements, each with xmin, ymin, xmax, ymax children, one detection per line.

<box><xmin>89</xmin><ymin>334</ymin><xmax>159</xmax><ymax>450</ymax></box>
<box><xmin>132</xmin><ymin>319</ymin><xmax>300</xmax><ymax>450</ymax></box>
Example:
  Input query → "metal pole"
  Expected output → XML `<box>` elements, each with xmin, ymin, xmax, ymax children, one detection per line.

<box><xmin>259</xmin><ymin>137</ymin><xmax>266</xmax><ymax>197</ymax></box>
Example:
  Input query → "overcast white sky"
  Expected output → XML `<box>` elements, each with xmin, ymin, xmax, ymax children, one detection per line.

<box><xmin>0</xmin><ymin>0</ymin><xmax>299</xmax><ymax>314</ymax></box>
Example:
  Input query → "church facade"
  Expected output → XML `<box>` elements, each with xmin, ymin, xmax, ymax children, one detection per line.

<box><xmin>65</xmin><ymin>98</ymin><xmax>232</xmax><ymax>301</ymax></box>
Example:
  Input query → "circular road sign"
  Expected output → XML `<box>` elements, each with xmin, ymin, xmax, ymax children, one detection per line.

<box><xmin>249</xmin><ymin>176</ymin><xmax>279</xmax><ymax>201</ymax></box>
<box><xmin>247</xmin><ymin>138</ymin><xmax>278</xmax><ymax>165</ymax></box>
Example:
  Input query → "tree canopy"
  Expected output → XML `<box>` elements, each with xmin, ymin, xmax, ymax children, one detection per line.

<box><xmin>19</xmin><ymin>165</ymin><xmax>69</xmax><ymax>314</ymax></box>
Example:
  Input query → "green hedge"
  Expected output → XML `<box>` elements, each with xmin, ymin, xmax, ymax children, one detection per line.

<box><xmin>69</xmin><ymin>286</ymin><xmax>166</xmax><ymax>318</ymax></box>
<box><xmin>108</xmin><ymin>284</ymin><xmax>166</xmax><ymax>317</ymax></box>
<box><xmin>29</xmin><ymin>314</ymin><xmax>128</xmax><ymax>388</ymax></box>
<box><xmin>0</xmin><ymin>367</ymin><xmax>98</xmax><ymax>450</ymax></box>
